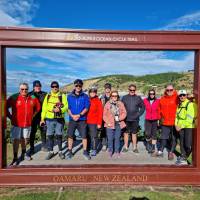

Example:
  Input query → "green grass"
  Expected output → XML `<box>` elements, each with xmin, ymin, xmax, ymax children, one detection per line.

<box><xmin>1</xmin><ymin>187</ymin><xmax>200</xmax><ymax>200</ymax></box>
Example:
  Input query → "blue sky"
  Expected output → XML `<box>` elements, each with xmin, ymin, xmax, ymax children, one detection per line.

<box><xmin>0</xmin><ymin>0</ymin><xmax>199</xmax><ymax>93</ymax></box>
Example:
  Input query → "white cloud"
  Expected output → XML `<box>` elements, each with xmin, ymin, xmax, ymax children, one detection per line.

<box><xmin>0</xmin><ymin>0</ymin><xmax>39</xmax><ymax>26</ymax></box>
<box><xmin>160</xmin><ymin>10</ymin><xmax>200</xmax><ymax>30</ymax></box>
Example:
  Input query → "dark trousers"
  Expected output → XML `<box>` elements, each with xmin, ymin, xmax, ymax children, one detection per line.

<box><xmin>30</xmin><ymin>116</ymin><xmax>46</xmax><ymax>150</ymax></box>
<box><xmin>100</xmin><ymin>123</ymin><xmax>107</xmax><ymax>146</ymax></box>
<box><xmin>160</xmin><ymin>125</ymin><xmax>178</xmax><ymax>153</ymax></box>
<box><xmin>88</xmin><ymin>124</ymin><xmax>98</xmax><ymax>151</ymax></box>
<box><xmin>179</xmin><ymin>128</ymin><xmax>193</xmax><ymax>159</ymax></box>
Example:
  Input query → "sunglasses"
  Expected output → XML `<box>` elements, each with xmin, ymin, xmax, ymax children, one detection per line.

<box><xmin>20</xmin><ymin>88</ymin><xmax>28</xmax><ymax>91</ymax></box>
<box><xmin>166</xmin><ymin>89</ymin><xmax>173</xmax><ymax>92</ymax></box>
<box><xmin>75</xmin><ymin>85</ymin><xmax>82</xmax><ymax>88</ymax></box>
<box><xmin>179</xmin><ymin>94</ymin><xmax>186</xmax><ymax>97</ymax></box>
<box><xmin>51</xmin><ymin>85</ymin><xmax>58</xmax><ymax>88</ymax></box>
<box><xmin>112</xmin><ymin>95</ymin><xmax>118</xmax><ymax>97</ymax></box>
<box><xmin>149</xmin><ymin>93</ymin><xmax>155</xmax><ymax>95</ymax></box>
<box><xmin>129</xmin><ymin>89</ymin><xmax>136</xmax><ymax>92</ymax></box>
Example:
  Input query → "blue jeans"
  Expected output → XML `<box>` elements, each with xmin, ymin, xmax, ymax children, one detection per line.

<box><xmin>106</xmin><ymin>124</ymin><xmax>121</xmax><ymax>153</ymax></box>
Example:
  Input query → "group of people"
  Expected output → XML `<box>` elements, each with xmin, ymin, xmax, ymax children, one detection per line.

<box><xmin>7</xmin><ymin>79</ymin><xmax>197</xmax><ymax>166</ymax></box>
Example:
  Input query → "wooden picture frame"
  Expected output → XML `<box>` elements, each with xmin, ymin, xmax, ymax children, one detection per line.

<box><xmin>0</xmin><ymin>27</ymin><xmax>200</xmax><ymax>186</ymax></box>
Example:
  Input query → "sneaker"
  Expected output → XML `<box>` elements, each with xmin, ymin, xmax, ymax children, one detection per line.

<box><xmin>157</xmin><ymin>151</ymin><xmax>164</xmax><ymax>157</ymax></box>
<box><xmin>10</xmin><ymin>158</ymin><xmax>18</xmax><ymax>166</ymax></box>
<box><xmin>41</xmin><ymin>147</ymin><xmax>48</xmax><ymax>152</ymax></box>
<box><xmin>151</xmin><ymin>151</ymin><xmax>158</xmax><ymax>157</ymax></box>
<box><xmin>65</xmin><ymin>152</ymin><xmax>73</xmax><ymax>160</ymax></box>
<box><xmin>45</xmin><ymin>151</ymin><xmax>54</xmax><ymax>160</ymax></box>
<box><xmin>175</xmin><ymin>157</ymin><xmax>188</xmax><ymax>165</ymax></box>
<box><xmin>58</xmin><ymin>151</ymin><xmax>65</xmax><ymax>160</ymax></box>
<box><xmin>168</xmin><ymin>152</ymin><xmax>175</xmax><ymax>160</ymax></box>
<box><xmin>90</xmin><ymin>150</ymin><xmax>97</xmax><ymax>157</ymax></box>
<box><xmin>113</xmin><ymin>152</ymin><xmax>120</xmax><ymax>159</ymax></box>
<box><xmin>83</xmin><ymin>151</ymin><xmax>91</xmax><ymax>160</ymax></box>
<box><xmin>122</xmin><ymin>147</ymin><xmax>128</xmax><ymax>153</ymax></box>
<box><xmin>108</xmin><ymin>151</ymin><xmax>113</xmax><ymax>158</ymax></box>
<box><xmin>25</xmin><ymin>154</ymin><xmax>32</xmax><ymax>161</ymax></box>
<box><xmin>102</xmin><ymin>145</ymin><xmax>107</xmax><ymax>151</ymax></box>
<box><xmin>133</xmin><ymin>148</ymin><xmax>139</xmax><ymax>154</ymax></box>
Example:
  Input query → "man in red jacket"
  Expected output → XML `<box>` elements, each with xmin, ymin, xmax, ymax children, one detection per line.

<box><xmin>87</xmin><ymin>87</ymin><xmax>103</xmax><ymax>156</ymax></box>
<box><xmin>7</xmin><ymin>83</ymin><xmax>41</xmax><ymax>165</ymax></box>
<box><xmin>156</xmin><ymin>84</ymin><xmax>178</xmax><ymax>160</ymax></box>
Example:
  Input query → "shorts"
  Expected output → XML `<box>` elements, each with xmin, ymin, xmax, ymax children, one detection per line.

<box><xmin>46</xmin><ymin>119</ymin><xmax>64</xmax><ymax>136</ymax></box>
<box><xmin>145</xmin><ymin>120</ymin><xmax>158</xmax><ymax>140</ymax></box>
<box><xmin>160</xmin><ymin>125</ymin><xmax>175</xmax><ymax>140</ymax></box>
<box><xmin>67</xmin><ymin>120</ymin><xmax>87</xmax><ymax>139</ymax></box>
<box><xmin>124</xmin><ymin>121</ymin><xmax>139</xmax><ymax>134</ymax></box>
<box><xmin>11</xmin><ymin>126</ymin><xmax>31</xmax><ymax>141</ymax></box>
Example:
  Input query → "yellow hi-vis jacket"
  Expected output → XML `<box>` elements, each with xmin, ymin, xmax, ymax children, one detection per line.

<box><xmin>41</xmin><ymin>91</ymin><xmax>68</xmax><ymax>120</ymax></box>
<box><xmin>175</xmin><ymin>99</ymin><xmax>197</xmax><ymax>129</ymax></box>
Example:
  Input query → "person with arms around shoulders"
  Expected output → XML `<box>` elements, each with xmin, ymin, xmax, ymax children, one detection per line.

<box><xmin>121</xmin><ymin>84</ymin><xmax>145</xmax><ymax>153</ymax></box>
<box><xmin>7</xmin><ymin>83</ymin><xmax>41</xmax><ymax>165</ymax></box>
<box><xmin>87</xmin><ymin>87</ymin><xmax>103</xmax><ymax>156</ymax></box>
<box><xmin>29</xmin><ymin>80</ymin><xmax>47</xmax><ymax>155</ymax></box>
<box><xmin>156</xmin><ymin>84</ymin><xmax>178</xmax><ymax>160</ymax></box>
<box><xmin>66</xmin><ymin>79</ymin><xmax>91</xmax><ymax>160</ymax></box>
<box><xmin>100</xmin><ymin>83</ymin><xmax>112</xmax><ymax>151</ymax></box>
<box><xmin>40</xmin><ymin>81</ymin><xmax>68</xmax><ymax>160</ymax></box>
<box><xmin>175</xmin><ymin>90</ymin><xmax>197</xmax><ymax>165</ymax></box>
<box><xmin>103</xmin><ymin>90</ymin><xmax>127</xmax><ymax>158</ymax></box>
<box><xmin>143</xmin><ymin>89</ymin><xmax>160</xmax><ymax>155</ymax></box>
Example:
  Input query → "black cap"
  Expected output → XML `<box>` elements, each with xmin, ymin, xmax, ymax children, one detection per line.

<box><xmin>51</xmin><ymin>81</ymin><xmax>59</xmax><ymax>88</ymax></box>
<box><xmin>74</xmin><ymin>79</ymin><xmax>83</xmax><ymax>85</ymax></box>
<box><xmin>33</xmin><ymin>80</ymin><xmax>41</xmax><ymax>87</ymax></box>
<box><xmin>104</xmin><ymin>83</ymin><xmax>111</xmax><ymax>89</ymax></box>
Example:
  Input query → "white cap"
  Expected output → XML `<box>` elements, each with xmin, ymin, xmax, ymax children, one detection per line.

<box><xmin>178</xmin><ymin>89</ymin><xmax>187</xmax><ymax>95</ymax></box>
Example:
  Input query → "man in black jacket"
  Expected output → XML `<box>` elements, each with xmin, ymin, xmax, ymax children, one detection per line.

<box><xmin>122</xmin><ymin>84</ymin><xmax>145</xmax><ymax>153</ymax></box>
<box><xmin>29</xmin><ymin>80</ymin><xmax>47</xmax><ymax>155</ymax></box>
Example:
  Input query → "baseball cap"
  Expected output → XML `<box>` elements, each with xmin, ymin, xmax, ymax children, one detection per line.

<box><xmin>104</xmin><ymin>83</ymin><xmax>111</xmax><ymax>89</ymax></box>
<box><xmin>178</xmin><ymin>89</ymin><xmax>187</xmax><ymax>95</ymax></box>
<box><xmin>74</xmin><ymin>79</ymin><xmax>83</xmax><ymax>85</ymax></box>
<box><xmin>51</xmin><ymin>81</ymin><xmax>59</xmax><ymax>88</ymax></box>
<box><xmin>33</xmin><ymin>80</ymin><xmax>41</xmax><ymax>87</ymax></box>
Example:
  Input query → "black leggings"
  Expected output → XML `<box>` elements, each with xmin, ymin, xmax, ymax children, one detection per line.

<box><xmin>179</xmin><ymin>128</ymin><xmax>192</xmax><ymax>159</ymax></box>
<box><xmin>88</xmin><ymin>124</ymin><xmax>98</xmax><ymax>150</ymax></box>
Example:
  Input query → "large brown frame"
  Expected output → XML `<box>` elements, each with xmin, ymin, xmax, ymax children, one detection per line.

<box><xmin>0</xmin><ymin>27</ymin><xmax>200</xmax><ymax>186</ymax></box>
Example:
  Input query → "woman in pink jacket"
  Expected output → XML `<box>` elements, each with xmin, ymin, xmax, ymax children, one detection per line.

<box><xmin>143</xmin><ymin>89</ymin><xmax>160</xmax><ymax>154</ymax></box>
<box><xmin>103</xmin><ymin>90</ymin><xmax>127</xmax><ymax>158</ymax></box>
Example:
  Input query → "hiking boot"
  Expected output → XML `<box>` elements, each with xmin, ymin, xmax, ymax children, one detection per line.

<box><xmin>156</xmin><ymin>151</ymin><xmax>164</xmax><ymax>157</ymax></box>
<box><xmin>83</xmin><ymin>151</ymin><xmax>91</xmax><ymax>160</ymax></box>
<box><xmin>102</xmin><ymin>145</ymin><xmax>107</xmax><ymax>151</ymax></box>
<box><xmin>122</xmin><ymin>147</ymin><xmax>129</xmax><ymax>153</ymax></box>
<box><xmin>58</xmin><ymin>151</ymin><xmax>65</xmax><ymax>160</ymax></box>
<box><xmin>45</xmin><ymin>151</ymin><xmax>54</xmax><ymax>160</ymax></box>
<box><xmin>133</xmin><ymin>148</ymin><xmax>139</xmax><ymax>154</ymax></box>
<box><xmin>168</xmin><ymin>152</ymin><xmax>175</xmax><ymax>161</ymax></box>
<box><xmin>175</xmin><ymin>157</ymin><xmax>188</xmax><ymax>165</ymax></box>
<box><xmin>90</xmin><ymin>150</ymin><xmax>97</xmax><ymax>157</ymax></box>
<box><xmin>29</xmin><ymin>148</ymin><xmax>35</xmax><ymax>156</ymax></box>
<box><xmin>65</xmin><ymin>151</ymin><xmax>73</xmax><ymax>160</ymax></box>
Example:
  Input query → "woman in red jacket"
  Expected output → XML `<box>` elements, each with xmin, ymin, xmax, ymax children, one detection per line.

<box><xmin>143</xmin><ymin>89</ymin><xmax>160</xmax><ymax>154</ymax></box>
<box><xmin>87</xmin><ymin>88</ymin><xmax>103</xmax><ymax>156</ymax></box>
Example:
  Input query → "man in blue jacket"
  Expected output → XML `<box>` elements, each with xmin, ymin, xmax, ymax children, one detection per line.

<box><xmin>66</xmin><ymin>79</ymin><xmax>91</xmax><ymax>160</ymax></box>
